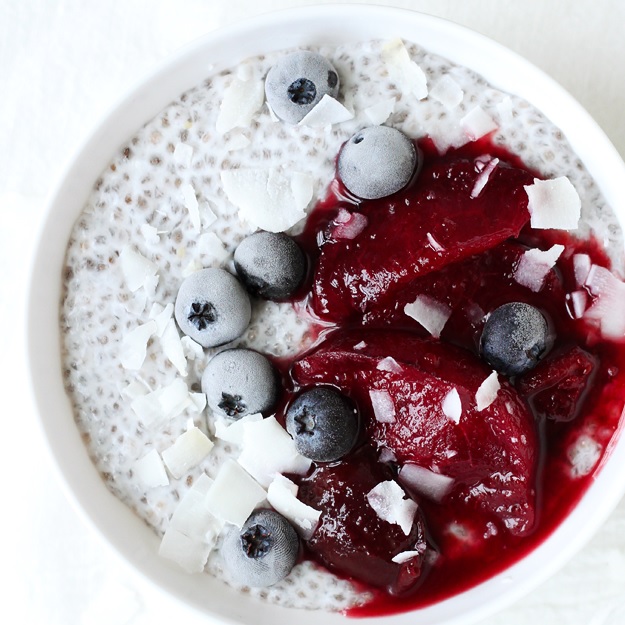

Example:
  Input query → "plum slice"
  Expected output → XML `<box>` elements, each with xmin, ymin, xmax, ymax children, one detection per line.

<box><xmin>292</xmin><ymin>329</ymin><xmax>538</xmax><ymax>535</ymax></box>
<box><xmin>311</xmin><ymin>156</ymin><xmax>533</xmax><ymax>321</ymax></box>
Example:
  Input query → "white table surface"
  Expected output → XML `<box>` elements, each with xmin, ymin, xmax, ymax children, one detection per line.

<box><xmin>3</xmin><ymin>1</ymin><xmax>625</xmax><ymax>624</ymax></box>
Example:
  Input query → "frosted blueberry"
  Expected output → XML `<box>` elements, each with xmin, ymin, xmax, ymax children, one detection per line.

<box><xmin>265</xmin><ymin>50</ymin><xmax>340</xmax><ymax>124</ymax></box>
<box><xmin>286</xmin><ymin>387</ymin><xmax>359</xmax><ymax>462</ymax></box>
<box><xmin>480</xmin><ymin>302</ymin><xmax>551</xmax><ymax>377</ymax></box>
<box><xmin>222</xmin><ymin>509</ymin><xmax>299</xmax><ymax>587</ymax></box>
<box><xmin>234</xmin><ymin>232</ymin><xmax>306</xmax><ymax>301</ymax></box>
<box><xmin>174</xmin><ymin>268</ymin><xmax>251</xmax><ymax>348</ymax></box>
<box><xmin>337</xmin><ymin>126</ymin><xmax>418</xmax><ymax>200</ymax></box>
<box><xmin>202</xmin><ymin>348</ymin><xmax>279</xmax><ymax>419</ymax></box>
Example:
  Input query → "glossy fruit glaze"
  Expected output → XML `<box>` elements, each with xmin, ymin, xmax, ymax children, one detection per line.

<box><xmin>276</xmin><ymin>137</ymin><xmax>625</xmax><ymax>616</ymax></box>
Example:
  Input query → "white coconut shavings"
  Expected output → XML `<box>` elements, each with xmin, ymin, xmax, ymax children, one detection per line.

<box><xmin>471</xmin><ymin>157</ymin><xmax>499</xmax><ymax>198</ymax></box>
<box><xmin>429</xmin><ymin>75</ymin><xmax>463</xmax><ymax>110</ymax></box>
<box><xmin>181</xmin><ymin>336</ymin><xmax>204</xmax><ymax>362</ymax></box>
<box><xmin>442</xmin><ymin>388</ymin><xmax>462</xmax><ymax>424</ymax></box>
<box><xmin>123</xmin><ymin>290</ymin><xmax>147</xmax><ymax>316</ymax></box>
<box><xmin>353</xmin><ymin>341</ymin><xmax>367</xmax><ymax>350</ymax></box>
<box><xmin>398</xmin><ymin>464</ymin><xmax>454</xmax><ymax>503</ymax></box>
<box><xmin>181</xmin><ymin>183</ymin><xmax>201</xmax><ymax>233</ymax></box>
<box><xmin>133</xmin><ymin>449</ymin><xmax>169</xmax><ymax>489</ymax></box>
<box><xmin>426</xmin><ymin>232</ymin><xmax>444</xmax><ymax>251</ymax></box>
<box><xmin>514</xmin><ymin>244</ymin><xmax>565</xmax><ymax>292</ymax></box>
<box><xmin>140</xmin><ymin>223</ymin><xmax>160</xmax><ymax>245</ymax></box>
<box><xmin>160</xmin><ymin>318</ymin><xmax>188</xmax><ymax>376</ymax></box>
<box><xmin>161</xmin><ymin>425</ymin><xmax>214</xmax><ymax>479</ymax></box>
<box><xmin>122</xmin><ymin>379</ymin><xmax>150</xmax><ymax>400</ymax></box>
<box><xmin>130</xmin><ymin>378</ymin><xmax>191</xmax><ymax>429</ymax></box>
<box><xmin>189</xmin><ymin>392</ymin><xmax>206</xmax><ymax>413</ymax></box>
<box><xmin>173</xmin><ymin>142</ymin><xmax>193</xmax><ymax>168</ymax></box>
<box><xmin>267</xmin><ymin>474</ymin><xmax>321</xmax><ymax>539</ymax></box>
<box><xmin>377</xmin><ymin>357</ymin><xmax>402</xmax><ymax>373</ymax></box>
<box><xmin>364</xmin><ymin>97</ymin><xmax>396</xmax><ymax>125</ymax></box>
<box><xmin>460</xmin><ymin>106</ymin><xmax>498</xmax><ymax>141</ymax></box>
<box><xmin>225</xmin><ymin>130</ymin><xmax>251</xmax><ymax>151</ymax></box>
<box><xmin>381</xmin><ymin>38</ymin><xmax>428</xmax><ymax>100</ymax></box>
<box><xmin>568</xmin><ymin>290</ymin><xmax>588</xmax><ymax>318</ymax></box>
<box><xmin>403</xmin><ymin>295</ymin><xmax>451</xmax><ymax>338</ymax></box>
<box><xmin>573</xmin><ymin>253</ymin><xmax>592</xmax><ymax>286</ymax></box>
<box><xmin>214</xmin><ymin>413</ymin><xmax>263</xmax><ymax>446</ymax></box>
<box><xmin>369</xmin><ymin>389</ymin><xmax>396</xmax><ymax>423</ymax></box>
<box><xmin>119</xmin><ymin>246</ymin><xmax>158</xmax><ymax>292</ymax></box>
<box><xmin>524</xmin><ymin>176</ymin><xmax>581</xmax><ymax>230</ymax></box>
<box><xmin>299</xmin><ymin>94</ymin><xmax>354</xmax><ymax>128</ymax></box>
<box><xmin>366</xmin><ymin>480</ymin><xmax>418</xmax><ymax>536</ymax></box>
<box><xmin>205</xmin><ymin>458</ymin><xmax>266</xmax><ymax>527</ymax></box>
<box><xmin>148</xmin><ymin>302</ymin><xmax>174</xmax><ymax>337</ymax></box>
<box><xmin>220</xmin><ymin>168</ymin><xmax>313</xmax><ymax>233</ymax></box>
<box><xmin>568</xmin><ymin>435</ymin><xmax>602</xmax><ymax>477</ymax></box>
<box><xmin>198</xmin><ymin>232</ymin><xmax>229</xmax><ymax>264</ymax></box>
<box><xmin>391</xmin><ymin>550</ymin><xmax>421</xmax><ymax>564</ymax></box>
<box><xmin>216</xmin><ymin>77</ymin><xmax>265</xmax><ymax>134</ymax></box>
<box><xmin>496</xmin><ymin>96</ymin><xmax>514</xmax><ymax>123</ymax></box>
<box><xmin>237</xmin><ymin>416</ymin><xmax>311</xmax><ymax>488</ymax></box>
<box><xmin>159</xmin><ymin>474</ymin><xmax>223</xmax><ymax>573</ymax></box>
<box><xmin>475</xmin><ymin>371</ymin><xmax>500</xmax><ymax>411</ymax></box>
<box><xmin>120</xmin><ymin>320</ymin><xmax>157</xmax><ymax>370</ymax></box>
<box><xmin>584</xmin><ymin>264</ymin><xmax>625</xmax><ymax>338</ymax></box>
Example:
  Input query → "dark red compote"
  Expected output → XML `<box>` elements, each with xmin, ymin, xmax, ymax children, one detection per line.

<box><xmin>278</xmin><ymin>137</ymin><xmax>625</xmax><ymax>616</ymax></box>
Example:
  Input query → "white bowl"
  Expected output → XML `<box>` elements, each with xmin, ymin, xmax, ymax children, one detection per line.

<box><xmin>27</xmin><ymin>4</ymin><xmax>625</xmax><ymax>625</ymax></box>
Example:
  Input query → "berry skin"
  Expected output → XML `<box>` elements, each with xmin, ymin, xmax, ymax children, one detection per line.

<box><xmin>174</xmin><ymin>268</ymin><xmax>251</xmax><ymax>348</ymax></box>
<box><xmin>285</xmin><ymin>387</ymin><xmax>359</xmax><ymax>462</ymax></box>
<box><xmin>337</xmin><ymin>126</ymin><xmax>418</xmax><ymax>200</ymax></box>
<box><xmin>221</xmin><ymin>509</ymin><xmax>299</xmax><ymax>587</ymax></box>
<box><xmin>265</xmin><ymin>51</ymin><xmax>340</xmax><ymax>124</ymax></box>
<box><xmin>480</xmin><ymin>302</ymin><xmax>551</xmax><ymax>377</ymax></box>
<box><xmin>234</xmin><ymin>232</ymin><xmax>306</xmax><ymax>301</ymax></box>
<box><xmin>202</xmin><ymin>348</ymin><xmax>279</xmax><ymax>419</ymax></box>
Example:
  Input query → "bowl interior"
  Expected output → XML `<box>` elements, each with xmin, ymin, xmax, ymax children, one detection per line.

<box><xmin>27</xmin><ymin>5</ymin><xmax>625</xmax><ymax>625</ymax></box>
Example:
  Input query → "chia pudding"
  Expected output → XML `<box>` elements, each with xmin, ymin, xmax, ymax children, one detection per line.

<box><xmin>60</xmin><ymin>38</ymin><xmax>625</xmax><ymax>615</ymax></box>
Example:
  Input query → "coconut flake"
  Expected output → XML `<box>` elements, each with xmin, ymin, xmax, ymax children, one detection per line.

<box><xmin>131</xmin><ymin>378</ymin><xmax>192</xmax><ymax>429</ymax></box>
<box><xmin>524</xmin><ymin>177</ymin><xmax>581</xmax><ymax>230</ymax></box>
<box><xmin>573</xmin><ymin>253</ymin><xmax>592</xmax><ymax>286</ymax></box>
<box><xmin>198</xmin><ymin>232</ymin><xmax>229</xmax><ymax>264</ymax></box>
<box><xmin>354</xmin><ymin>341</ymin><xmax>367</xmax><ymax>350</ymax></box>
<box><xmin>216</xmin><ymin>77</ymin><xmax>264</xmax><ymax>134</ymax></box>
<box><xmin>514</xmin><ymin>244</ymin><xmax>565</xmax><ymax>292</ymax></box>
<box><xmin>119</xmin><ymin>246</ymin><xmax>158</xmax><ymax>292</ymax></box>
<box><xmin>298</xmin><ymin>94</ymin><xmax>354</xmax><ymax>128</ymax></box>
<box><xmin>148</xmin><ymin>302</ymin><xmax>174</xmax><ymax>337</ymax></box>
<box><xmin>460</xmin><ymin>106</ymin><xmax>498</xmax><ymax>141</ymax></box>
<box><xmin>404</xmin><ymin>295</ymin><xmax>451</xmax><ymax>338</ymax></box>
<box><xmin>158</xmin><ymin>527</ymin><xmax>212</xmax><ymax>573</ymax></box>
<box><xmin>475</xmin><ymin>371</ymin><xmax>500</xmax><ymax>411</ymax></box>
<box><xmin>214</xmin><ymin>412</ymin><xmax>263</xmax><ymax>446</ymax></box>
<box><xmin>140</xmin><ymin>223</ymin><xmax>160</xmax><ymax>245</ymax></box>
<box><xmin>173</xmin><ymin>142</ymin><xmax>193</xmax><ymax>168</ymax></box>
<box><xmin>426</xmin><ymin>232</ymin><xmax>444</xmax><ymax>252</ymax></box>
<box><xmin>377</xmin><ymin>357</ymin><xmax>402</xmax><ymax>374</ymax></box>
<box><xmin>442</xmin><ymin>388</ymin><xmax>462</xmax><ymax>424</ymax></box>
<box><xmin>584</xmin><ymin>264</ymin><xmax>625</xmax><ymax>338</ymax></box>
<box><xmin>429</xmin><ymin>75</ymin><xmax>463</xmax><ymax>109</ymax></box>
<box><xmin>181</xmin><ymin>336</ymin><xmax>204</xmax><ymax>361</ymax></box>
<box><xmin>364</xmin><ymin>97</ymin><xmax>396</xmax><ymax>125</ymax></box>
<box><xmin>160</xmin><ymin>319</ymin><xmax>188</xmax><ymax>376</ymax></box>
<box><xmin>133</xmin><ymin>449</ymin><xmax>169</xmax><ymax>489</ymax></box>
<box><xmin>398</xmin><ymin>463</ymin><xmax>455</xmax><ymax>503</ymax></box>
<box><xmin>189</xmin><ymin>392</ymin><xmax>207</xmax><ymax>413</ymax></box>
<box><xmin>333</xmin><ymin>209</ymin><xmax>368</xmax><ymax>240</ymax></box>
<box><xmin>568</xmin><ymin>290</ymin><xmax>588</xmax><ymax>319</ymax></box>
<box><xmin>392</xmin><ymin>550</ymin><xmax>422</xmax><ymax>564</ymax></box>
<box><xmin>161</xmin><ymin>425</ymin><xmax>214</xmax><ymax>479</ymax></box>
<box><xmin>199</xmin><ymin>201</ymin><xmax>218</xmax><ymax>229</ymax></box>
<box><xmin>496</xmin><ymin>96</ymin><xmax>514</xmax><ymax>123</ymax></box>
<box><xmin>221</xmin><ymin>168</ymin><xmax>312</xmax><ymax>233</ymax></box>
<box><xmin>123</xmin><ymin>290</ymin><xmax>148</xmax><ymax>316</ymax></box>
<box><xmin>471</xmin><ymin>157</ymin><xmax>499</xmax><ymax>198</ymax></box>
<box><xmin>181</xmin><ymin>183</ymin><xmax>201</xmax><ymax>233</ymax></box>
<box><xmin>122</xmin><ymin>379</ymin><xmax>150</xmax><ymax>400</ymax></box>
<box><xmin>381</xmin><ymin>38</ymin><xmax>428</xmax><ymax>100</ymax></box>
<box><xmin>369</xmin><ymin>389</ymin><xmax>396</xmax><ymax>423</ymax></box>
<box><xmin>267</xmin><ymin>474</ymin><xmax>321</xmax><ymax>539</ymax></box>
<box><xmin>120</xmin><ymin>320</ymin><xmax>157</xmax><ymax>370</ymax></box>
<box><xmin>225</xmin><ymin>129</ymin><xmax>251</xmax><ymax>152</ymax></box>
<box><xmin>237</xmin><ymin>416</ymin><xmax>311</xmax><ymax>487</ymax></box>
<box><xmin>366</xmin><ymin>480</ymin><xmax>418</xmax><ymax>536</ymax></box>
<box><xmin>205</xmin><ymin>458</ymin><xmax>266</xmax><ymax>527</ymax></box>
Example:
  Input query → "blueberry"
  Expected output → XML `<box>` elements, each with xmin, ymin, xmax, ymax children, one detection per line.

<box><xmin>265</xmin><ymin>51</ymin><xmax>340</xmax><ymax>124</ymax></box>
<box><xmin>221</xmin><ymin>509</ymin><xmax>299</xmax><ymax>587</ymax></box>
<box><xmin>174</xmin><ymin>268</ymin><xmax>251</xmax><ymax>348</ymax></box>
<box><xmin>285</xmin><ymin>387</ymin><xmax>359</xmax><ymax>462</ymax></box>
<box><xmin>234</xmin><ymin>232</ymin><xmax>306</xmax><ymax>301</ymax></box>
<box><xmin>337</xmin><ymin>126</ymin><xmax>418</xmax><ymax>200</ymax></box>
<box><xmin>202</xmin><ymin>348</ymin><xmax>279</xmax><ymax>419</ymax></box>
<box><xmin>480</xmin><ymin>302</ymin><xmax>551</xmax><ymax>377</ymax></box>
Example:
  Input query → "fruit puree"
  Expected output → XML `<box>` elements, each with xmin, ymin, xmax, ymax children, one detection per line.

<box><xmin>60</xmin><ymin>38</ymin><xmax>625</xmax><ymax>614</ymax></box>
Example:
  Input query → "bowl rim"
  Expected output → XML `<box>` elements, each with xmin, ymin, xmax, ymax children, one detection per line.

<box><xmin>27</xmin><ymin>4</ymin><xmax>625</xmax><ymax>625</ymax></box>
